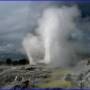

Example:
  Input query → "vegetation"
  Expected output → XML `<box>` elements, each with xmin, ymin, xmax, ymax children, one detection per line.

<box><xmin>37</xmin><ymin>80</ymin><xmax>78</xmax><ymax>88</ymax></box>
<box><xmin>6</xmin><ymin>58</ymin><xmax>12</xmax><ymax>65</ymax></box>
<box><xmin>0</xmin><ymin>58</ymin><xmax>29</xmax><ymax>65</ymax></box>
<box><xmin>36</xmin><ymin>68</ymin><xmax>78</xmax><ymax>88</ymax></box>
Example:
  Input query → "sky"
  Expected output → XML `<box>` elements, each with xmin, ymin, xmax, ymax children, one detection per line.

<box><xmin>0</xmin><ymin>1</ymin><xmax>55</xmax><ymax>60</ymax></box>
<box><xmin>0</xmin><ymin>1</ymin><xmax>90</xmax><ymax>60</ymax></box>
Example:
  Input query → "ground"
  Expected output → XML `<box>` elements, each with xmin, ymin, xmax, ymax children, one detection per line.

<box><xmin>0</xmin><ymin>60</ymin><xmax>90</xmax><ymax>88</ymax></box>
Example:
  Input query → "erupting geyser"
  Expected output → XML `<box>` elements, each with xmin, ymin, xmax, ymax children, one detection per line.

<box><xmin>23</xmin><ymin>34</ymin><xmax>44</xmax><ymax>64</ymax></box>
<box><xmin>23</xmin><ymin>6</ymin><xmax>80</xmax><ymax>67</ymax></box>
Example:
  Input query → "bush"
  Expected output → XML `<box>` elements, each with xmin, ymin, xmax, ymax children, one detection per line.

<box><xmin>6</xmin><ymin>58</ymin><xmax>12</xmax><ymax>65</ymax></box>
<box><xmin>12</xmin><ymin>61</ymin><xmax>18</xmax><ymax>65</ymax></box>
<box><xmin>18</xmin><ymin>58</ymin><xmax>29</xmax><ymax>65</ymax></box>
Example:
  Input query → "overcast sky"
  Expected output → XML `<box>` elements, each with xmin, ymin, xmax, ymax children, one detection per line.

<box><xmin>0</xmin><ymin>1</ymin><xmax>55</xmax><ymax>59</ymax></box>
<box><xmin>0</xmin><ymin>2</ymin><xmax>90</xmax><ymax>59</ymax></box>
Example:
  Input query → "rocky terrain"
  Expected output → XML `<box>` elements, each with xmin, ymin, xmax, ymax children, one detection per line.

<box><xmin>0</xmin><ymin>59</ymin><xmax>90</xmax><ymax>89</ymax></box>
<box><xmin>0</xmin><ymin>64</ymin><xmax>52</xmax><ymax>88</ymax></box>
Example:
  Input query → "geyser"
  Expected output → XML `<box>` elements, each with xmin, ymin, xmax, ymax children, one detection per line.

<box><xmin>23</xmin><ymin>6</ymin><xmax>80</xmax><ymax>67</ymax></box>
<box><xmin>23</xmin><ymin>34</ymin><xmax>44</xmax><ymax>64</ymax></box>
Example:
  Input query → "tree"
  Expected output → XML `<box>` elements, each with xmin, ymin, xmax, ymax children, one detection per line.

<box><xmin>6</xmin><ymin>58</ymin><xmax>12</xmax><ymax>65</ymax></box>
<box><xmin>19</xmin><ymin>58</ymin><xmax>29</xmax><ymax>65</ymax></box>
<box><xmin>12</xmin><ymin>61</ymin><xmax>18</xmax><ymax>65</ymax></box>
<box><xmin>0</xmin><ymin>61</ymin><xmax>3</xmax><ymax>65</ymax></box>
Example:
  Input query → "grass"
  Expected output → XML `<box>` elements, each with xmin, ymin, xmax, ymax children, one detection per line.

<box><xmin>51</xmin><ymin>68</ymin><xmax>71</xmax><ymax>80</ymax></box>
<box><xmin>37</xmin><ymin>80</ymin><xmax>77</xmax><ymax>88</ymax></box>
<box><xmin>36</xmin><ymin>68</ymin><xmax>78</xmax><ymax>88</ymax></box>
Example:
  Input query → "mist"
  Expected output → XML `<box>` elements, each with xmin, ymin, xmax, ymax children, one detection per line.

<box><xmin>23</xmin><ymin>6</ymin><xmax>80</xmax><ymax>67</ymax></box>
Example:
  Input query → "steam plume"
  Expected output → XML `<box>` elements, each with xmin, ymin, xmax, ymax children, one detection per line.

<box><xmin>23</xmin><ymin>6</ymin><xmax>80</xmax><ymax>67</ymax></box>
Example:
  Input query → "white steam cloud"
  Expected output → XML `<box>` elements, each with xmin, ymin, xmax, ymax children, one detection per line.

<box><xmin>23</xmin><ymin>6</ymin><xmax>80</xmax><ymax>67</ymax></box>
<box><xmin>23</xmin><ymin>34</ymin><xmax>44</xmax><ymax>64</ymax></box>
